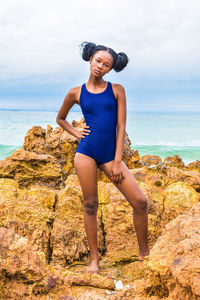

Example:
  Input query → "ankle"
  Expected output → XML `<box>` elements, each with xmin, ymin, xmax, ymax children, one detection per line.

<box><xmin>139</xmin><ymin>247</ymin><xmax>150</xmax><ymax>255</ymax></box>
<box><xmin>90</xmin><ymin>253</ymin><xmax>99</xmax><ymax>262</ymax></box>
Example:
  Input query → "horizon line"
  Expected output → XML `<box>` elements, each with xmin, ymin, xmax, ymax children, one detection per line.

<box><xmin>0</xmin><ymin>108</ymin><xmax>200</xmax><ymax>114</ymax></box>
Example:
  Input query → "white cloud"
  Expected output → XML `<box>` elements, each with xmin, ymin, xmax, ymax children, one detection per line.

<box><xmin>0</xmin><ymin>0</ymin><xmax>200</xmax><ymax>82</ymax></box>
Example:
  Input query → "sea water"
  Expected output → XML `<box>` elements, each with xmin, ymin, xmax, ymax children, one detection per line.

<box><xmin>0</xmin><ymin>110</ymin><xmax>199</xmax><ymax>165</ymax></box>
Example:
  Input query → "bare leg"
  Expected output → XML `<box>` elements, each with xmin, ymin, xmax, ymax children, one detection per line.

<box><xmin>74</xmin><ymin>152</ymin><xmax>99</xmax><ymax>273</ymax></box>
<box><xmin>98</xmin><ymin>160</ymin><xmax>150</xmax><ymax>260</ymax></box>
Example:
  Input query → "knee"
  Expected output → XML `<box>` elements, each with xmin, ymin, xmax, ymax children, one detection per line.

<box><xmin>134</xmin><ymin>195</ymin><xmax>148</xmax><ymax>212</ymax></box>
<box><xmin>84</xmin><ymin>198</ymin><xmax>98</xmax><ymax>215</ymax></box>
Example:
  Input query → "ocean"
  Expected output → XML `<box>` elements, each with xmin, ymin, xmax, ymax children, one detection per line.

<box><xmin>0</xmin><ymin>110</ymin><xmax>199</xmax><ymax>165</ymax></box>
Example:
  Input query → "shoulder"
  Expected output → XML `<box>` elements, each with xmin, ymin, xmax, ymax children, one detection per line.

<box><xmin>66</xmin><ymin>85</ymin><xmax>82</xmax><ymax>105</ymax></box>
<box><xmin>111</xmin><ymin>82</ymin><xmax>126</xmax><ymax>99</ymax></box>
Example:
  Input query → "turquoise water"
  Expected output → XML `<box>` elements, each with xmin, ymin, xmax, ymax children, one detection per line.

<box><xmin>0</xmin><ymin>110</ymin><xmax>199</xmax><ymax>165</ymax></box>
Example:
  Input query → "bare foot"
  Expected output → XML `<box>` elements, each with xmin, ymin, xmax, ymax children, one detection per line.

<box><xmin>87</xmin><ymin>260</ymin><xmax>99</xmax><ymax>274</ymax></box>
<box><xmin>138</xmin><ymin>249</ymin><xmax>150</xmax><ymax>261</ymax></box>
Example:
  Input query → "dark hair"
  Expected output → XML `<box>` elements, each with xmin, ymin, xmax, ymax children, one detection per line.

<box><xmin>79</xmin><ymin>41</ymin><xmax>129</xmax><ymax>72</ymax></box>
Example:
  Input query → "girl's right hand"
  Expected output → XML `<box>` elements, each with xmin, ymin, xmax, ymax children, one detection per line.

<box><xmin>77</xmin><ymin>125</ymin><xmax>90</xmax><ymax>140</ymax></box>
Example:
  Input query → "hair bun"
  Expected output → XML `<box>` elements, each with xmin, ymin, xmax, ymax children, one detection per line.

<box><xmin>79</xmin><ymin>41</ymin><xmax>96</xmax><ymax>61</ymax></box>
<box><xmin>113</xmin><ymin>52</ymin><xmax>129</xmax><ymax>72</ymax></box>
<box><xmin>79</xmin><ymin>41</ymin><xmax>129</xmax><ymax>72</ymax></box>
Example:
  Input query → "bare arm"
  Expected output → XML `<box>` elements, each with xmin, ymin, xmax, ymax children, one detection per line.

<box><xmin>114</xmin><ymin>84</ymin><xmax>127</xmax><ymax>163</ymax></box>
<box><xmin>110</xmin><ymin>84</ymin><xmax>126</xmax><ymax>184</ymax></box>
<box><xmin>56</xmin><ymin>87</ymin><xmax>81</xmax><ymax>139</ymax></box>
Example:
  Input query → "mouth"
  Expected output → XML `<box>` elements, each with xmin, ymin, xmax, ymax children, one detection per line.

<box><xmin>94</xmin><ymin>70</ymin><xmax>101</xmax><ymax>75</ymax></box>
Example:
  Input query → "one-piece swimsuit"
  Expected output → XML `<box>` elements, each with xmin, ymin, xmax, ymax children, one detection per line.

<box><xmin>76</xmin><ymin>81</ymin><xmax>117</xmax><ymax>166</ymax></box>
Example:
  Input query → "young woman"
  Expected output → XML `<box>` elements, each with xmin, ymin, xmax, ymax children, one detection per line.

<box><xmin>56</xmin><ymin>42</ymin><xmax>150</xmax><ymax>274</ymax></box>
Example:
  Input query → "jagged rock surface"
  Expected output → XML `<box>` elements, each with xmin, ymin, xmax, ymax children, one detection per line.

<box><xmin>0</xmin><ymin>120</ymin><xmax>199</xmax><ymax>299</ymax></box>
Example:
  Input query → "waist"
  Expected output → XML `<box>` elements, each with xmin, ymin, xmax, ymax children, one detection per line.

<box><xmin>86</xmin><ymin>123</ymin><xmax>116</xmax><ymax>133</ymax></box>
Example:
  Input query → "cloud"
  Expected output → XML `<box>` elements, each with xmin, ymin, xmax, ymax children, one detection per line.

<box><xmin>1</xmin><ymin>0</ymin><xmax>200</xmax><ymax>79</ymax></box>
<box><xmin>0</xmin><ymin>0</ymin><xmax>200</xmax><ymax>111</ymax></box>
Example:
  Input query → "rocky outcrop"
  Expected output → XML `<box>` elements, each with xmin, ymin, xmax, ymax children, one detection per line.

<box><xmin>0</xmin><ymin>120</ymin><xmax>200</xmax><ymax>299</ymax></box>
<box><xmin>0</xmin><ymin>178</ymin><xmax>57</xmax><ymax>263</ymax></box>
<box><xmin>23</xmin><ymin>119</ymin><xmax>140</xmax><ymax>172</ymax></box>
<box><xmin>0</xmin><ymin>226</ymin><xmax>56</xmax><ymax>299</ymax></box>
<box><xmin>0</xmin><ymin>148</ymin><xmax>66</xmax><ymax>189</ymax></box>
<box><xmin>119</xmin><ymin>202</ymin><xmax>200</xmax><ymax>299</ymax></box>
<box><xmin>0</xmin><ymin>227</ymin><xmax>117</xmax><ymax>299</ymax></box>
<box><xmin>165</xmin><ymin>166</ymin><xmax>200</xmax><ymax>191</ymax></box>
<box><xmin>186</xmin><ymin>160</ymin><xmax>200</xmax><ymax>171</ymax></box>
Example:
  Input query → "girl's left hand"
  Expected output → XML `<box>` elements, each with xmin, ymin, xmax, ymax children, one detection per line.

<box><xmin>110</xmin><ymin>161</ymin><xmax>125</xmax><ymax>185</ymax></box>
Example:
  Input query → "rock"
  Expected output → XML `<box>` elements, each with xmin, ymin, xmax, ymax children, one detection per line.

<box><xmin>0</xmin><ymin>178</ymin><xmax>57</xmax><ymax>264</ymax></box>
<box><xmin>166</xmin><ymin>166</ymin><xmax>200</xmax><ymax>191</ymax></box>
<box><xmin>77</xmin><ymin>292</ymin><xmax>108</xmax><ymax>299</ymax></box>
<box><xmin>163</xmin><ymin>154</ymin><xmax>185</xmax><ymax>168</ymax></box>
<box><xmin>134</xmin><ymin>202</ymin><xmax>200</xmax><ymax>299</ymax></box>
<box><xmin>0</xmin><ymin>122</ymin><xmax>200</xmax><ymax>299</ymax></box>
<box><xmin>0</xmin><ymin>227</ymin><xmax>57</xmax><ymax>299</ymax></box>
<box><xmin>0</xmin><ymin>148</ymin><xmax>66</xmax><ymax>189</ymax></box>
<box><xmin>139</xmin><ymin>155</ymin><xmax>162</xmax><ymax>167</ymax></box>
<box><xmin>131</xmin><ymin>166</ymin><xmax>167</xmax><ymax>187</ymax></box>
<box><xmin>23</xmin><ymin>121</ymin><xmax>141</xmax><ymax>176</ymax></box>
<box><xmin>164</xmin><ymin>181</ymin><xmax>199</xmax><ymax>209</ymax></box>
<box><xmin>0</xmin><ymin>177</ymin><xmax>18</xmax><ymax>200</ymax></box>
<box><xmin>23</xmin><ymin>125</ymin><xmax>46</xmax><ymax>153</ymax></box>
<box><xmin>0</xmin><ymin>226</ymin><xmax>115</xmax><ymax>299</ymax></box>
<box><xmin>64</xmin><ymin>270</ymin><xmax>115</xmax><ymax>290</ymax></box>
<box><xmin>185</xmin><ymin>160</ymin><xmax>200</xmax><ymax>172</ymax></box>
<box><xmin>0</xmin><ymin>227</ymin><xmax>47</xmax><ymax>281</ymax></box>
<box><xmin>121</xmin><ymin>132</ymin><xmax>140</xmax><ymax>169</ymax></box>
<box><xmin>23</xmin><ymin>125</ymin><xmax>79</xmax><ymax>175</ymax></box>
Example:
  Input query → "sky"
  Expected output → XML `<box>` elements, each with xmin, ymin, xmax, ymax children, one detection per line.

<box><xmin>0</xmin><ymin>0</ymin><xmax>200</xmax><ymax>112</ymax></box>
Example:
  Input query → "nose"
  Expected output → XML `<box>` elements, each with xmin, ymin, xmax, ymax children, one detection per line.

<box><xmin>98</xmin><ymin>62</ymin><xmax>103</xmax><ymax>69</ymax></box>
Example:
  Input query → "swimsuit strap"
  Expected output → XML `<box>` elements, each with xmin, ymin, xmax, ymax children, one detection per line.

<box><xmin>82</xmin><ymin>81</ymin><xmax>111</xmax><ymax>94</ymax></box>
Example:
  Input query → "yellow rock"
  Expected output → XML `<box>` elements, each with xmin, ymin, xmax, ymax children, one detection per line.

<box><xmin>144</xmin><ymin>202</ymin><xmax>200</xmax><ymax>299</ymax></box>
<box><xmin>0</xmin><ymin>148</ymin><xmax>66</xmax><ymax>188</ymax></box>
<box><xmin>0</xmin><ymin>178</ymin><xmax>18</xmax><ymax>200</ymax></box>
<box><xmin>164</xmin><ymin>181</ymin><xmax>199</xmax><ymax>209</ymax></box>
<box><xmin>166</xmin><ymin>165</ymin><xmax>200</xmax><ymax>190</ymax></box>
<box><xmin>0</xmin><ymin>123</ymin><xmax>200</xmax><ymax>299</ymax></box>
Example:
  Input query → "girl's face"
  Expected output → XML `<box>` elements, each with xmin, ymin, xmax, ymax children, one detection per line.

<box><xmin>89</xmin><ymin>50</ymin><xmax>113</xmax><ymax>77</ymax></box>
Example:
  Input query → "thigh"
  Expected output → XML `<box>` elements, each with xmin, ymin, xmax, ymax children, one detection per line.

<box><xmin>98</xmin><ymin>160</ymin><xmax>147</xmax><ymax>208</ymax></box>
<box><xmin>74</xmin><ymin>152</ymin><xmax>98</xmax><ymax>199</ymax></box>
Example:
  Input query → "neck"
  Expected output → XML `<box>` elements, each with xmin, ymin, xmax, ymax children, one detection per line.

<box><xmin>87</xmin><ymin>74</ymin><xmax>106</xmax><ymax>87</ymax></box>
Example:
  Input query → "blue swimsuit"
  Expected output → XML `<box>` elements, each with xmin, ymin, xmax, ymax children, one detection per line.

<box><xmin>76</xmin><ymin>81</ymin><xmax>117</xmax><ymax>166</ymax></box>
